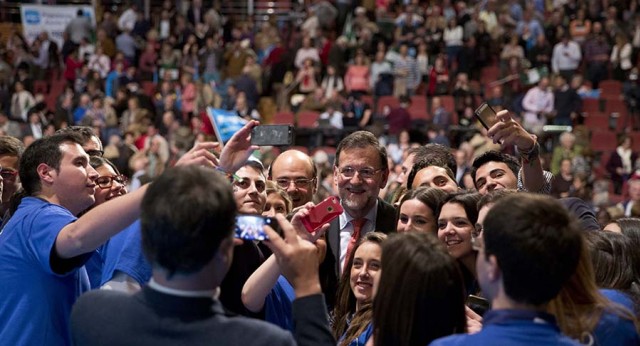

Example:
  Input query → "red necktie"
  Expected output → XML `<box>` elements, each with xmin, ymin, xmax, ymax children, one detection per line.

<box><xmin>343</xmin><ymin>218</ymin><xmax>366</xmax><ymax>273</ymax></box>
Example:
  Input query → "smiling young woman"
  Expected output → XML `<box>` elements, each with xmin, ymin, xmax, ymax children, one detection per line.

<box><xmin>333</xmin><ymin>232</ymin><xmax>387</xmax><ymax>346</ymax></box>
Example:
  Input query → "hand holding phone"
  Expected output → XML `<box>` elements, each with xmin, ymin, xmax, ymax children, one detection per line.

<box><xmin>235</xmin><ymin>214</ymin><xmax>280</xmax><ymax>241</ymax></box>
<box><xmin>300</xmin><ymin>196</ymin><xmax>343</xmax><ymax>233</ymax></box>
<box><xmin>474</xmin><ymin>103</ymin><xmax>498</xmax><ymax>130</ymax></box>
<box><xmin>466</xmin><ymin>294</ymin><xmax>490</xmax><ymax>317</ymax></box>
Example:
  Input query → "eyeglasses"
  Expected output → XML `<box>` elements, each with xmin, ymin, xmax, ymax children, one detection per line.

<box><xmin>471</xmin><ymin>226</ymin><xmax>484</xmax><ymax>251</ymax></box>
<box><xmin>275</xmin><ymin>178</ymin><xmax>315</xmax><ymax>189</ymax></box>
<box><xmin>338</xmin><ymin>166</ymin><xmax>382</xmax><ymax>179</ymax></box>
<box><xmin>95</xmin><ymin>175</ymin><xmax>128</xmax><ymax>189</ymax></box>
<box><xmin>0</xmin><ymin>168</ymin><xmax>18</xmax><ymax>179</ymax></box>
<box><xmin>85</xmin><ymin>149</ymin><xmax>104</xmax><ymax>157</ymax></box>
<box><xmin>234</xmin><ymin>177</ymin><xmax>266</xmax><ymax>193</ymax></box>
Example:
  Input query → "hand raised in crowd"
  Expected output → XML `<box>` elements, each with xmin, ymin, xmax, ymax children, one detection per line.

<box><xmin>174</xmin><ymin>120</ymin><xmax>260</xmax><ymax>171</ymax></box>
<box><xmin>263</xmin><ymin>214</ymin><xmax>324</xmax><ymax>298</ymax></box>
<box><xmin>218</xmin><ymin>120</ymin><xmax>260</xmax><ymax>173</ymax></box>
<box><xmin>175</xmin><ymin>141</ymin><xmax>222</xmax><ymax>167</ymax></box>
<box><xmin>486</xmin><ymin>110</ymin><xmax>536</xmax><ymax>152</ymax></box>
<box><xmin>290</xmin><ymin>202</ymin><xmax>330</xmax><ymax>243</ymax></box>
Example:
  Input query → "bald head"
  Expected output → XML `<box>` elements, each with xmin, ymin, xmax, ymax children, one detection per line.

<box><xmin>270</xmin><ymin>150</ymin><xmax>317</xmax><ymax>208</ymax></box>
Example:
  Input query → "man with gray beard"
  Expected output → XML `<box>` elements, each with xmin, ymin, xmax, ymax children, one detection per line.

<box><xmin>323</xmin><ymin>131</ymin><xmax>396</xmax><ymax>301</ymax></box>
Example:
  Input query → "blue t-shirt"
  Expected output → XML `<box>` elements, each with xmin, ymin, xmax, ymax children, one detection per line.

<box><xmin>85</xmin><ymin>244</ymin><xmax>107</xmax><ymax>289</ymax></box>
<box><xmin>100</xmin><ymin>220</ymin><xmax>152</xmax><ymax>286</ymax></box>
<box><xmin>593</xmin><ymin>289</ymin><xmax>640</xmax><ymax>346</ymax></box>
<box><xmin>0</xmin><ymin>197</ymin><xmax>91</xmax><ymax>346</ymax></box>
<box><xmin>340</xmin><ymin>322</ymin><xmax>373</xmax><ymax>346</ymax></box>
<box><xmin>265</xmin><ymin>275</ymin><xmax>296</xmax><ymax>331</ymax></box>
<box><xmin>430</xmin><ymin>309</ymin><xmax>581</xmax><ymax>346</ymax></box>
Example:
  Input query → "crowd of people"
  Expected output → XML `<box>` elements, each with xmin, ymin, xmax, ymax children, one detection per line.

<box><xmin>0</xmin><ymin>0</ymin><xmax>638</xmax><ymax>345</ymax></box>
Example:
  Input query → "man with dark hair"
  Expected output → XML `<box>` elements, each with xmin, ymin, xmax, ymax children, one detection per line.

<box><xmin>406</xmin><ymin>157</ymin><xmax>459</xmax><ymax>193</ymax></box>
<box><xmin>0</xmin><ymin>136</ymin><xmax>24</xmax><ymax>219</ymax></box>
<box><xmin>0</xmin><ymin>122</ymin><xmax>256</xmax><ymax>345</ymax></box>
<box><xmin>70</xmin><ymin>166</ymin><xmax>297</xmax><ymax>346</ymax></box>
<box><xmin>269</xmin><ymin>150</ymin><xmax>318</xmax><ymax>208</ymax></box>
<box><xmin>0</xmin><ymin>133</ymin><xmax>143</xmax><ymax>345</ymax></box>
<box><xmin>397</xmin><ymin>143</ymin><xmax>457</xmax><ymax>187</ymax></box>
<box><xmin>470</xmin><ymin>110</ymin><xmax>553</xmax><ymax>195</ymax></box>
<box><xmin>432</xmin><ymin>193</ymin><xmax>582</xmax><ymax>345</ymax></box>
<box><xmin>56</xmin><ymin>126</ymin><xmax>103</xmax><ymax>157</ymax></box>
<box><xmin>327</xmin><ymin>131</ymin><xmax>396</xmax><ymax>281</ymax></box>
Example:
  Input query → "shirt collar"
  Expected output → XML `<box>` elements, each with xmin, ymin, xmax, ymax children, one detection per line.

<box><xmin>339</xmin><ymin>199</ymin><xmax>379</xmax><ymax>229</ymax></box>
<box><xmin>148</xmin><ymin>278</ymin><xmax>219</xmax><ymax>299</ymax></box>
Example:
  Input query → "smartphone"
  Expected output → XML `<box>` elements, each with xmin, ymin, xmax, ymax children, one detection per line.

<box><xmin>301</xmin><ymin>196</ymin><xmax>344</xmax><ymax>233</ymax></box>
<box><xmin>466</xmin><ymin>294</ymin><xmax>490</xmax><ymax>317</ymax></box>
<box><xmin>251</xmin><ymin>125</ymin><xmax>293</xmax><ymax>146</ymax></box>
<box><xmin>474</xmin><ymin>103</ymin><xmax>498</xmax><ymax>130</ymax></box>
<box><xmin>234</xmin><ymin>214</ymin><xmax>279</xmax><ymax>241</ymax></box>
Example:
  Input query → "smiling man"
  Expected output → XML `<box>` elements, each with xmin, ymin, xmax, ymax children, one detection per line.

<box><xmin>269</xmin><ymin>150</ymin><xmax>317</xmax><ymax>208</ymax></box>
<box><xmin>470</xmin><ymin>110</ymin><xmax>553</xmax><ymax>195</ymax></box>
<box><xmin>0</xmin><ymin>133</ymin><xmax>149</xmax><ymax>345</ymax></box>
<box><xmin>406</xmin><ymin>157</ymin><xmax>460</xmax><ymax>194</ymax></box>
<box><xmin>325</xmin><ymin>131</ymin><xmax>396</xmax><ymax>285</ymax></box>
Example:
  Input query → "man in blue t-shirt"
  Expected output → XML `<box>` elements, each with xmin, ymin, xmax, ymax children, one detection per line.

<box><xmin>0</xmin><ymin>122</ymin><xmax>241</xmax><ymax>345</ymax></box>
<box><xmin>431</xmin><ymin>194</ymin><xmax>583</xmax><ymax>346</ymax></box>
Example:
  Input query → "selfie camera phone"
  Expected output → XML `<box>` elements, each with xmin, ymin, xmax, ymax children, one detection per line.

<box><xmin>235</xmin><ymin>215</ymin><xmax>278</xmax><ymax>241</ymax></box>
<box><xmin>474</xmin><ymin>103</ymin><xmax>498</xmax><ymax>130</ymax></box>
<box><xmin>301</xmin><ymin>196</ymin><xmax>344</xmax><ymax>233</ymax></box>
<box><xmin>466</xmin><ymin>294</ymin><xmax>490</xmax><ymax>317</ymax></box>
<box><xmin>251</xmin><ymin>125</ymin><xmax>294</xmax><ymax>146</ymax></box>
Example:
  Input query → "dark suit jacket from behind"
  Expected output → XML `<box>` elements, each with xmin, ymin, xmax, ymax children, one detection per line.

<box><xmin>320</xmin><ymin>198</ymin><xmax>397</xmax><ymax>308</ymax></box>
<box><xmin>71</xmin><ymin>286</ymin><xmax>296</xmax><ymax>346</ymax></box>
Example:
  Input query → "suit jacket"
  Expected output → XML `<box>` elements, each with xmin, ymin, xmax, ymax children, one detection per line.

<box><xmin>71</xmin><ymin>286</ymin><xmax>295</xmax><ymax>346</ymax></box>
<box><xmin>321</xmin><ymin>198</ymin><xmax>397</xmax><ymax>308</ymax></box>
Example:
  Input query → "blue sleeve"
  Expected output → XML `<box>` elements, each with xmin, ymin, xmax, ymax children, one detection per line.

<box><xmin>25</xmin><ymin>204</ymin><xmax>77</xmax><ymax>275</ymax></box>
<box><xmin>101</xmin><ymin>220</ymin><xmax>152</xmax><ymax>286</ymax></box>
<box><xmin>265</xmin><ymin>276</ymin><xmax>296</xmax><ymax>331</ymax></box>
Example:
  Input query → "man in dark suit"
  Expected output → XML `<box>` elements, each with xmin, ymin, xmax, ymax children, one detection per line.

<box><xmin>71</xmin><ymin>166</ymin><xmax>298</xmax><ymax>346</ymax></box>
<box><xmin>322</xmin><ymin>131</ymin><xmax>396</xmax><ymax>307</ymax></box>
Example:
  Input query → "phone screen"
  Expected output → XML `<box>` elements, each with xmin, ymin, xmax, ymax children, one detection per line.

<box><xmin>235</xmin><ymin>215</ymin><xmax>277</xmax><ymax>241</ymax></box>
<box><xmin>474</xmin><ymin>103</ymin><xmax>498</xmax><ymax>130</ymax></box>
<box><xmin>251</xmin><ymin>125</ymin><xmax>293</xmax><ymax>146</ymax></box>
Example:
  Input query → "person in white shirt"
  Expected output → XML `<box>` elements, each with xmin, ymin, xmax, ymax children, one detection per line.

<box><xmin>521</xmin><ymin>77</ymin><xmax>554</xmax><ymax>134</ymax></box>
<box><xmin>551</xmin><ymin>34</ymin><xmax>582</xmax><ymax>81</ymax></box>
<box><xmin>118</xmin><ymin>5</ymin><xmax>138</xmax><ymax>32</ymax></box>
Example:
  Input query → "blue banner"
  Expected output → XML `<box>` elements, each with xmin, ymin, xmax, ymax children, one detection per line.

<box><xmin>207</xmin><ymin>108</ymin><xmax>247</xmax><ymax>143</ymax></box>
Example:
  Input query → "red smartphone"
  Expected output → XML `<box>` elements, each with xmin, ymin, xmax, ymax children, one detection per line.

<box><xmin>301</xmin><ymin>196</ymin><xmax>343</xmax><ymax>233</ymax></box>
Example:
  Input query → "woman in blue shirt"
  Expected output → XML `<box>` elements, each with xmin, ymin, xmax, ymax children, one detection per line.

<box><xmin>332</xmin><ymin>232</ymin><xmax>387</xmax><ymax>346</ymax></box>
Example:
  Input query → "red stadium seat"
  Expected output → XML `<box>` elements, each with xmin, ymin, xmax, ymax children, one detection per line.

<box><xmin>600</xmin><ymin>80</ymin><xmax>622</xmax><ymax>97</ymax></box>
<box><xmin>272</xmin><ymin>111</ymin><xmax>295</xmax><ymax>125</ymax></box>
<box><xmin>408</xmin><ymin>95</ymin><xmax>429</xmax><ymax>120</ymax></box>
<box><xmin>296</xmin><ymin>111</ymin><xmax>320</xmax><ymax>128</ymax></box>
<box><xmin>604</xmin><ymin>98</ymin><xmax>627</xmax><ymax>114</ymax></box>
<box><xmin>581</xmin><ymin>98</ymin><xmax>601</xmax><ymax>113</ymax></box>
<box><xmin>590</xmin><ymin>132</ymin><xmax>617</xmax><ymax>152</ymax></box>
<box><xmin>377</xmin><ymin>95</ymin><xmax>400</xmax><ymax>113</ymax></box>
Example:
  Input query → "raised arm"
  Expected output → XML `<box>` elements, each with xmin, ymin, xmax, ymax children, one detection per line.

<box><xmin>487</xmin><ymin>110</ymin><xmax>545</xmax><ymax>193</ymax></box>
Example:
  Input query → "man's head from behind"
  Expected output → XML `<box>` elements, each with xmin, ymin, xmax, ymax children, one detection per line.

<box><xmin>141</xmin><ymin>166</ymin><xmax>237</xmax><ymax>283</ymax></box>
<box><xmin>471</xmin><ymin>151</ymin><xmax>520</xmax><ymax>195</ymax></box>
<box><xmin>479</xmin><ymin>194</ymin><xmax>582</xmax><ymax>307</ymax></box>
